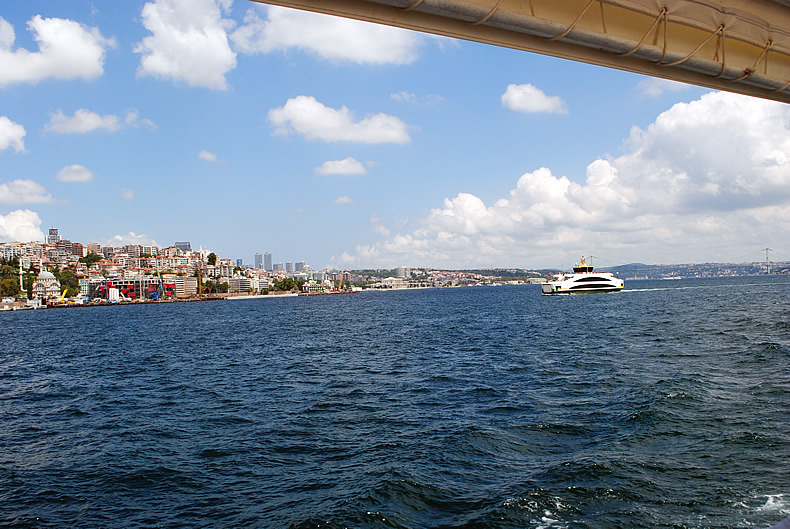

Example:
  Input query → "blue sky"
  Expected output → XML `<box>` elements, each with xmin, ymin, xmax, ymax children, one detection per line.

<box><xmin>1</xmin><ymin>0</ymin><xmax>788</xmax><ymax>269</ymax></box>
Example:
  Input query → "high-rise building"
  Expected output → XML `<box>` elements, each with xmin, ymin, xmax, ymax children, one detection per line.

<box><xmin>174</xmin><ymin>241</ymin><xmax>192</xmax><ymax>252</ymax></box>
<box><xmin>46</xmin><ymin>228</ymin><xmax>61</xmax><ymax>245</ymax></box>
<box><xmin>236</xmin><ymin>258</ymin><xmax>243</xmax><ymax>267</ymax></box>
<box><xmin>254</xmin><ymin>253</ymin><xmax>262</xmax><ymax>269</ymax></box>
<box><xmin>273</xmin><ymin>262</ymin><xmax>284</xmax><ymax>272</ymax></box>
<box><xmin>264</xmin><ymin>252</ymin><xmax>272</xmax><ymax>271</ymax></box>
<box><xmin>286</xmin><ymin>262</ymin><xmax>293</xmax><ymax>273</ymax></box>
<box><xmin>295</xmin><ymin>261</ymin><xmax>305</xmax><ymax>272</ymax></box>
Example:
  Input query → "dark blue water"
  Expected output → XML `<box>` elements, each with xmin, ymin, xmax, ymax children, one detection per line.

<box><xmin>2</xmin><ymin>276</ymin><xmax>788</xmax><ymax>528</ymax></box>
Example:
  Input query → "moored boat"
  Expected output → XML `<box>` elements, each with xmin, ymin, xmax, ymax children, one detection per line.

<box><xmin>541</xmin><ymin>256</ymin><xmax>624</xmax><ymax>295</ymax></box>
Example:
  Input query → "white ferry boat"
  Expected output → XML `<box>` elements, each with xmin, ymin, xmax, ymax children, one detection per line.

<box><xmin>541</xmin><ymin>257</ymin><xmax>624</xmax><ymax>295</ymax></box>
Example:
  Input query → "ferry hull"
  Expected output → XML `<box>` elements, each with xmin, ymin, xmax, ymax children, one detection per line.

<box><xmin>541</xmin><ymin>283</ymin><xmax>624</xmax><ymax>295</ymax></box>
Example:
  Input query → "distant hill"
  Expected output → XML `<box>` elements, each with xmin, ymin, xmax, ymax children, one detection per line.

<box><xmin>599</xmin><ymin>261</ymin><xmax>789</xmax><ymax>278</ymax></box>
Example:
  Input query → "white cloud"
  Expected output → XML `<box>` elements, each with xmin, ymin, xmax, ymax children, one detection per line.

<box><xmin>124</xmin><ymin>109</ymin><xmax>157</xmax><ymax>130</ymax></box>
<box><xmin>107</xmin><ymin>232</ymin><xmax>158</xmax><ymax>246</ymax></box>
<box><xmin>0</xmin><ymin>116</ymin><xmax>26</xmax><ymax>152</ymax></box>
<box><xmin>134</xmin><ymin>0</ymin><xmax>237</xmax><ymax>90</ymax></box>
<box><xmin>0</xmin><ymin>15</ymin><xmax>115</xmax><ymax>86</ymax></box>
<box><xmin>316</xmin><ymin>157</ymin><xmax>367</xmax><ymax>175</ymax></box>
<box><xmin>45</xmin><ymin>109</ymin><xmax>156</xmax><ymax>133</ymax></box>
<box><xmin>0</xmin><ymin>209</ymin><xmax>44</xmax><ymax>242</ymax></box>
<box><xmin>198</xmin><ymin>150</ymin><xmax>217</xmax><ymax>161</ymax></box>
<box><xmin>0</xmin><ymin>180</ymin><xmax>54</xmax><ymax>204</ymax></box>
<box><xmin>56</xmin><ymin>164</ymin><xmax>94</xmax><ymax>183</ymax></box>
<box><xmin>231</xmin><ymin>6</ymin><xmax>421</xmax><ymax>65</ymax></box>
<box><xmin>335</xmin><ymin>196</ymin><xmax>353</xmax><ymax>205</ymax></box>
<box><xmin>337</xmin><ymin>91</ymin><xmax>790</xmax><ymax>268</ymax></box>
<box><xmin>46</xmin><ymin>109</ymin><xmax>120</xmax><ymax>134</ymax></box>
<box><xmin>638</xmin><ymin>78</ymin><xmax>690</xmax><ymax>97</ymax></box>
<box><xmin>121</xmin><ymin>189</ymin><xmax>135</xmax><ymax>201</ymax></box>
<box><xmin>501</xmin><ymin>83</ymin><xmax>568</xmax><ymax>114</ymax></box>
<box><xmin>391</xmin><ymin>91</ymin><xmax>445</xmax><ymax>106</ymax></box>
<box><xmin>269</xmin><ymin>96</ymin><xmax>410</xmax><ymax>144</ymax></box>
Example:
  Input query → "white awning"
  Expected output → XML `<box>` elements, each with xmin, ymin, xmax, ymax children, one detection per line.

<box><xmin>251</xmin><ymin>0</ymin><xmax>790</xmax><ymax>103</ymax></box>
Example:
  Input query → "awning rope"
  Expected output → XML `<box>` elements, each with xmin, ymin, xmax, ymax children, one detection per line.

<box><xmin>618</xmin><ymin>7</ymin><xmax>667</xmax><ymax>57</ymax></box>
<box><xmin>660</xmin><ymin>24</ymin><xmax>724</xmax><ymax>67</ymax></box>
<box><xmin>472</xmin><ymin>0</ymin><xmax>506</xmax><ymax>25</ymax></box>
<box><xmin>548</xmin><ymin>0</ymin><xmax>597</xmax><ymax>41</ymax></box>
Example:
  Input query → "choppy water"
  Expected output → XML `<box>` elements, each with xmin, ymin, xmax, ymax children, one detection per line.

<box><xmin>1</xmin><ymin>276</ymin><xmax>789</xmax><ymax>528</ymax></box>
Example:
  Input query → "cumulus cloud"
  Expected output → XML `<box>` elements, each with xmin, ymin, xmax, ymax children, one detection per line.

<box><xmin>134</xmin><ymin>0</ymin><xmax>237</xmax><ymax>90</ymax></box>
<box><xmin>316</xmin><ymin>157</ymin><xmax>367</xmax><ymax>175</ymax></box>
<box><xmin>0</xmin><ymin>180</ymin><xmax>54</xmax><ymax>204</ymax></box>
<box><xmin>501</xmin><ymin>83</ymin><xmax>568</xmax><ymax>114</ymax></box>
<box><xmin>335</xmin><ymin>196</ymin><xmax>353</xmax><ymax>205</ymax></box>
<box><xmin>336</xmin><ymin>91</ymin><xmax>790</xmax><ymax>268</ymax></box>
<box><xmin>0</xmin><ymin>15</ymin><xmax>115</xmax><ymax>86</ymax></box>
<box><xmin>269</xmin><ymin>96</ymin><xmax>410</xmax><ymax>144</ymax></box>
<box><xmin>121</xmin><ymin>189</ymin><xmax>135</xmax><ymax>201</ymax></box>
<box><xmin>231</xmin><ymin>6</ymin><xmax>421</xmax><ymax>65</ymax></box>
<box><xmin>56</xmin><ymin>164</ymin><xmax>94</xmax><ymax>183</ymax></box>
<box><xmin>198</xmin><ymin>150</ymin><xmax>217</xmax><ymax>161</ymax></box>
<box><xmin>107</xmin><ymin>232</ymin><xmax>158</xmax><ymax>246</ymax></box>
<box><xmin>0</xmin><ymin>209</ymin><xmax>44</xmax><ymax>242</ymax></box>
<box><xmin>0</xmin><ymin>116</ymin><xmax>26</xmax><ymax>152</ymax></box>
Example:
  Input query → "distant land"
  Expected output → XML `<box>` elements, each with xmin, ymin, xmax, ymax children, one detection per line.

<box><xmin>590</xmin><ymin>261</ymin><xmax>789</xmax><ymax>279</ymax></box>
<box><xmin>368</xmin><ymin>260</ymin><xmax>790</xmax><ymax>281</ymax></box>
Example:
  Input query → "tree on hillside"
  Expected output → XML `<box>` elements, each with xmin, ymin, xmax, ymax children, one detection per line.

<box><xmin>272</xmin><ymin>278</ymin><xmax>305</xmax><ymax>292</ymax></box>
<box><xmin>0</xmin><ymin>278</ymin><xmax>20</xmax><ymax>298</ymax></box>
<box><xmin>55</xmin><ymin>269</ymin><xmax>80</xmax><ymax>297</ymax></box>
<box><xmin>207</xmin><ymin>252</ymin><xmax>217</xmax><ymax>266</ymax></box>
<box><xmin>79</xmin><ymin>252</ymin><xmax>103</xmax><ymax>266</ymax></box>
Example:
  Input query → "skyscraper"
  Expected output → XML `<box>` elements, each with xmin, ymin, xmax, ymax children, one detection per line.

<box><xmin>46</xmin><ymin>228</ymin><xmax>61</xmax><ymax>245</ymax></box>
<box><xmin>264</xmin><ymin>252</ymin><xmax>272</xmax><ymax>271</ymax></box>
<box><xmin>254</xmin><ymin>253</ymin><xmax>262</xmax><ymax>269</ymax></box>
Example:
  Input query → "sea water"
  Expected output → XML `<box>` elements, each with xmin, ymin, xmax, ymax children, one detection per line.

<box><xmin>1</xmin><ymin>276</ymin><xmax>788</xmax><ymax>528</ymax></box>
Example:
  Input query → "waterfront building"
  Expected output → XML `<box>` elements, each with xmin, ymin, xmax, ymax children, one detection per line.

<box><xmin>32</xmin><ymin>271</ymin><xmax>61</xmax><ymax>300</ymax></box>
<box><xmin>172</xmin><ymin>276</ymin><xmax>198</xmax><ymax>298</ymax></box>
<box><xmin>255</xmin><ymin>253</ymin><xmax>262</xmax><ymax>269</ymax></box>
<box><xmin>264</xmin><ymin>252</ymin><xmax>272</xmax><ymax>271</ymax></box>
<box><xmin>396</xmin><ymin>266</ymin><xmax>409</xmax><ymax>278</ymax></box>
<box><xmin>254</xmin><ymin>277</ymin><xmax>269</xmax><ymax>292</ymax></box>
<box><xmin>228</xmin><ymin>274</ymin><xmax>252</xmax><ymax>293</ymax></box>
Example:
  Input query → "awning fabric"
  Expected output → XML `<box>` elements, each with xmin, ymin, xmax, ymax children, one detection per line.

<box><xmin>252</xmin><ymin>0</ymin><xmax>790</xmax><ymax>103</ymax></box>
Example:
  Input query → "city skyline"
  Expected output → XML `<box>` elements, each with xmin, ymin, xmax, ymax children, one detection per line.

<box><xmin>1</xmin><ymin>1</ymin><xmax>789</xmax><ymax>269</ymax></box>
